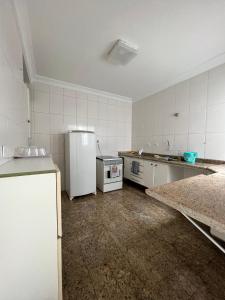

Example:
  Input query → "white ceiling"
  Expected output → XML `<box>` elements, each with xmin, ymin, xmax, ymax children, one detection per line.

<box><xmin>26</xmin><ymin>0</ymin><xmax>225</xmax><ymax>100</ymax></box>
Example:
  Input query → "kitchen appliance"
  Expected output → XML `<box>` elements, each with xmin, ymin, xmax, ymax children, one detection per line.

<box><xmin>65</xmin><ymin>131</ymin><xmax>96</xmax><ymax>199</ymax></box>
<box><xmin>96</xmin><ymin>156</ymin><xmax>123</xmax><ymax>192</ymax></box>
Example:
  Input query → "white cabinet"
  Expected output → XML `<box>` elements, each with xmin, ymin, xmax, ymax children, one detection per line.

<box><xmin>154</xmin><ymin>163</ymin><xmax>170</xmax><ymax>186</ymax></box>
<box><xmin>0</xmin><ymin>169</ymin><xmax>62</xmax><ymax>300</ymax></box>
<box><xmin>123</xmin><ymin>155</ymin><xmax>211</xmax><ymax>189</ymax></box>
<box><xmin>123</xmin><ymin>157</ymin><xmax>145</xmax><ymax>185</ymax></box>
<box><xmin>143</xmin><ymin>160</ymin><xmax>154</xmax><ymax>188</ymax></box>
<box><xmin>124</xmin><ymin>157</ymin><xmax>132</xmax><ymax>179</ymax></box>
<box><xmin>123</xmin><ymin>157</ymin><xmax>170</xmax><ymax>188</ymax></box>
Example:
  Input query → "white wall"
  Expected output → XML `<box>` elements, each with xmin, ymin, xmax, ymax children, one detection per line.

<box><xmin>30</xmin><ymin>81</ymin><xmax>132</xmax><ymax>189</ymax></box>
<box><xmin>0</xmin><ymin>1</ymin><xmax>28</xmax><ymax>165</ymax></box>
<box><xmin>132</xmin><ymin>63</ymin><xmax>225</xmax><ymax>160</ymax></box>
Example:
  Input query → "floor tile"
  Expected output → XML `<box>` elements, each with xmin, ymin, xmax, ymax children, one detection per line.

<box><xmin>61</xmin><ymin>183</ymin><xmax>225</xmax><ymax>299</ymax></box>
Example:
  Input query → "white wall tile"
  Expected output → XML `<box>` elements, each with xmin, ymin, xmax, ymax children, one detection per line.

<box><xmin>77</xmin><ymin>98</ymin><xmax>87</xmax><ymax>119</ymax></box>
<box><xmin>174</xmin><ymin>113</ymin><xmax>189</xmax><ymax>134</ymax></box>
<box><xmin>76</xmin><ymin>118</ymin><xmax>88</xmax><ymax>131</ymax></box>
<box><xmin>208</xmin><ymin>64</ymin><xmax>225</xmax><ymax>106</ymax></box>
<box><xmin>87</xmin><ymin>93</ymin><xmax>98</xmax><ymax>102</ymax></box>
<box><xmin>63</xmin><ymin>114</ymin><xmax>76</xmax><ymax>131</ymax></box>
<box><xmin>33</xmin><ymin>90</ymin><xmax>49</xmax><ymax>113</ymax></box>
<box><xmin>98</xmin><ymin>102</ymin><xmax>108</xmax><ymax>120</ymax></box>
<box><xmin>33</xmin><ymin>113</ymin><xmax>50</xmax><ymax>134</ymax></box>
<box><xmin>63</xmin><ymin>95</ymin><xmax>76</xmax><ymax>116</ymax></box>
<box><xmin>50</xmin><ymin>85</ymin><xmax>63</xmax><ymax>95</ymax></box>
<box><xmin>161</xmin><ymin>135</ymin><xmax>174</xmax><ymax>154</ymax></box>
<box><xmin>50</xmin><ymin>93</ymin><xmax>63</xmax><ymax>114</ymax></box>
<box><xmin>87</xmin><ymin>118</ymin><xmax>98</xmax><ymax>132</ymax></box>
<box><xmin>206</xmin><ymin>102</ymin><xmax>225</xmax><ymax>133</ymax></box>
<box><xmin>88</xmin><ymin>100</ymin><xmax>98</xmax><ymax>119</ymax></box>
<box><xmin>50</xmin><ymin>114</ymin><xmax>64</xmax><ymax>133</ymax></box>
<box><xmin>63</xmin><ymin>88</ymin><xmax>76</xmax><ymax>98</ymax></box>
<box><xmin>77</xmin><ymin>91</ymin><xmax>88</xmax><ymax>100</ymax></box>
<box><xmin>31</xmin><ymin>84</ymin><xmax>132</xmax><ymax>189</ymax></box>
<box><xmin>132</xmin><ymin>62</ymin><xmax>225</xmax><ymax>160</ymax></box>
<box><xmin>32</xmin><ymin>81</ymin><xmax>49</xmax><ymax>93</ymax></box>
<box><xmin>32</xmin><ymin>133</ymin><xmax>50</xmax><ymax>153</ymax></box>
<box><xmin>173</xmin><ymin>134</ymin><xmax>188</xmax><ymax>152</ymax></box>
<box><xmin>108</xmin><ymin>104</ymin><xmax>117</xmax><ymax>121</ymax></box>
<box><xmin>189</xmin><ymin>110</ymin><xmax>206</xmax><ymax>134</ymax></box>
<box><xmin>50</xmin><ymin>134</ymin><xmax>64</xmax><ymax>154</ymax></box>
<box><xmin>189</xmin><ymin>73</ymin><xmax>208</xmax><ymax>113</ymax></box>
<box><xmin>205</xmin><ymin>133</ymin><xmax>225</xmax><ymax>160</ymax></box>
<box><xmin>188</xmin><ymin>134</ymin><xmax>205</xmax><ymax>158</ymax></box>
<box><xmin>175</xmin><ymin>81</ymin><xmax>189</xmax><ymax>113</ymax></box>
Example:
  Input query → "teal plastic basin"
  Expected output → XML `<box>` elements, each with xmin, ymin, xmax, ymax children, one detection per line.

<box><xmin>183</xmin><ymin>152</ymin><xmax>198</xmax><ymax>164</ymax></box>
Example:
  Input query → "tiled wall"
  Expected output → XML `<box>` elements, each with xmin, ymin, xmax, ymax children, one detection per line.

<box><xmin>132</xmin><ymin>63</ymin><xmax>225</xmax><ymax>160</ymax></box>
<box><xmin>0</xmin><ymin>1</ymin><xmax>28</xmax><ymax>165</ymax></box>
<box><xmin>31</xmin><ymin>81</ymin><xmax>132</xmax><ymax>189</ymax></box>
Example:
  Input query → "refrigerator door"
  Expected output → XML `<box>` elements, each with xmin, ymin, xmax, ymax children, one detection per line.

<box><xmin>69</xmin><ymin>131</ymin><xmax>96</xmax><ymax>197</ymax></box>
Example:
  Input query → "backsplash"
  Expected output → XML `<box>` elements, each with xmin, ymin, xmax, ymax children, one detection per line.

<box><xmin>0</xmin><ymin>1</ymin><xmax>28</xmax><ymax>166</ymax></box>
<box><xmin>132</xmin><ymin>63</ymin><xmax>225</xmax><ymax>160</ymax></box>
<box><xmin>30</xmin><ymin>81</ymin><xmax>132</xmax><ymax>189</ymax></box>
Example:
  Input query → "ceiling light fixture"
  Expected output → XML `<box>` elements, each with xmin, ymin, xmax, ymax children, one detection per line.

<box><xmin>107</xmin><ymin>39</ymin><xmax>138</xmax><ymax>65</ymax></box>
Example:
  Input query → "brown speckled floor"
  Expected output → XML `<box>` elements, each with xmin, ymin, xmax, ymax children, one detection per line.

<box><xmin>62</xmin><ymin>182</ymin><xmax>225</xmax><ymax>300</ymax></box>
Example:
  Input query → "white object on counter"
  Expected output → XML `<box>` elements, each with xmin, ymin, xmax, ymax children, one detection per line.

<box><xmin>14</xmin><ymin>146</ymin><xmax>47</xmax><ymax>157</ymax></box>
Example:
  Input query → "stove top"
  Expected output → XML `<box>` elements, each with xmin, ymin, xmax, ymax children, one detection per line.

<box><xmin>97</xmin><ymin>156</ymin><xmax>121</xmax><ymax>161</ymax></box>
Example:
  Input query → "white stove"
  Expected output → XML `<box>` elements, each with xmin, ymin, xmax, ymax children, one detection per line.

<box><xmin>96</xmin><ymin>156</ymin><xmax>123</xmax><ymax>192</ymax></box>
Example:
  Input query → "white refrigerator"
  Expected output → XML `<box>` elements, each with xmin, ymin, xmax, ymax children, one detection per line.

<box><xmin>65</xmin><ymin>131</ymin><xmax>96</xmax><ymax>199</ymax></box>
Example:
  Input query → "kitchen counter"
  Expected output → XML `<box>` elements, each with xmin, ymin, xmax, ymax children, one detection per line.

<box><xmin>120</xmin><ymin>151</ymin><xmax>225</xmax><ymax>236</ymax></box>
<box><xmin>119</xmin><ymin>151</ymin><xmax>225</xmax><ymax>173</ymax></box>
<box><xmin>0</xmin><ymin>157</ymin><xmax>56</xmax><ymax>178</ymax></box>
<box><xmin>146</xmin><ymin>173</ymin><xmax>225</xmax><ymax>232</ymax></box>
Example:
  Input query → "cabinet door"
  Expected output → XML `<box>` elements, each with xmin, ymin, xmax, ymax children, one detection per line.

<box><xmin>143</xmin><ymin>160</ymin><xmax>154</xmax><ymax>188</ymax></box>
<box><xmin>154</xmin><ymin>163</ymin><xmax>169</xmax><ymax>187</ymax></box>
<box><xmin>0</xmin><ymin>173</ymin><xmax>59</xmax><ymax>300</ymax></box>
<box><xmin>124</xmin><ymin>157</ymin><xmax>131</xmax><ymax>179</ymax></box>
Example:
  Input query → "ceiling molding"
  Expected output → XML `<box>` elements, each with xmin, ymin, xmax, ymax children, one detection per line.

<box><xmin>14</xmin><ymin>0</ymin><xmax>225</xmax><ymax>103</ymax></box>
<box><xmin>134</xmin><ymin>51</ymin><xmax>225</xmax><ymax>102</ymax></box>
<box><xmin>34</xmin><ymin>75</ymin><xmax>133</xmax><ymax>102</ymax></box>
<box><xmin>12</xmin><ymin>0</ymin><xmax>36</xmax><ymax>82</ymax></box>
<box><xmin>12</xmin><ymin>0</ymin><xmax>132</xmax><ymax>102</ymax></box>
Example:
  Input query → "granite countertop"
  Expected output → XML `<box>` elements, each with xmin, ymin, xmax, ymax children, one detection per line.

<box><xmin>146</xmin><ymin>173</ymin><xmax>225</xmax><ymax>232</ymax></box>
<box><xmin>119</xmin><ymin>151</ymin><xmax>225</xmax><ymax>173</ymax></box>
<box><xmin>120</xmin><ymin>151</ymin><xmax>225</xmax><ymax>231</ymax></box>
<box><xmin>0</xmin><ymin>157</ymin><xmax>57</xmax><ymax>178</ymax></box>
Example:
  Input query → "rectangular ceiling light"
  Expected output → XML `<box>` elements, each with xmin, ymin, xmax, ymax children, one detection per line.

<box><xmin>107</xmin><ymin>39</ymin><xmax>138</xmax><ymax>65</ymax></box>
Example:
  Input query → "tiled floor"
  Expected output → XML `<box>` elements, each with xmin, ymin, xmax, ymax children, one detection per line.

<box><xmin>62</xmin><ymin>182</ymin><xmax>225</xmax><ymax>300</ymax></box>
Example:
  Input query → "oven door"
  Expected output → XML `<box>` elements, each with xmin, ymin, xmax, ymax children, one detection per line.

<box><xmin>104</xmin><ymin>164</ymin><xmax>123</xmax><ymax>184</ymax></box>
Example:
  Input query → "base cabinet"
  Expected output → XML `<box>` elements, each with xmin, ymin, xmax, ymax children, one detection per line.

<box><xmin>123</xmin><ymin>156</ymin><xmax>208</xmax><ymax>189</ymax></box>
<box><xmin>143</xmin><ymin>161</ymin><xmax>154</xmax><ymax>188</ymax></box>
<box><xmin>154</xmin><ymin>163</ymin><xmax>170</xmax><ymax>186</ymax></box>
<box><xmin>124</xmin><ymin>157</ymin><xmax>170</xmax><ymax>188</ymax></box>
<box><xmin>0</xmin><ymin>172</ymin><xmax>62</xmax><ymax>300</ymax></box>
